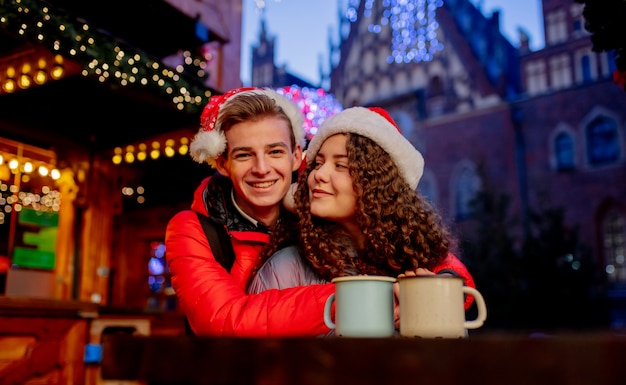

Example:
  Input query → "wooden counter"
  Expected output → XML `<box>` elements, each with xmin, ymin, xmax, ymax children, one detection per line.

<box><xmin>0</xmin><ymin>297</ymin><xmax>98</xmax><ymax>385</ymax></box>
<box><xmin>0</xmin><ymin>297</ymin><xmax>186</xmax><ymax>385</ymax></box>
<box><xmin>101</xmin><ymin>332</ymin><xmax>626</xmax><ymax>385</ymax></box>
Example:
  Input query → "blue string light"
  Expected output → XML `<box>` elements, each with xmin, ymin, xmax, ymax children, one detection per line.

<box><xmin>347</xmin><ymin>0</ymin><xmax>444</xmax><ymax>63</ymax></box>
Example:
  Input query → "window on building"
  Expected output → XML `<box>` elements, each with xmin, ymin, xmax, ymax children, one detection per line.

<box><xmin>550</xmin><ymin>54</ymin><xmax>572</xmax><ymax>89</ymax></box>
<box><xmin>572</xmin><ymin>19</ymin><xmax>582</xmax><ymax>34</ymax></box>
<box><xmin>570</xmin><ymin>3</ymin><xmax>586</xmax><ymax>37</ymax></box>
<box><xmin>586</xmin><ymin>116</ymin><xmax>620</xmax><ymax>167</ymax></box>
<box><xmin>429</xmin><ymin>75</ymin><xmax>444</xmax><ymax>97</ymax></box>
<box><xmin>580</xmin><ymin>55</ymin><xmax>593</xmax><ymax>83</ymax></box>
<box><xmin>454</xmin><ymin>164</ymin><xmax>481</xmax><ymax>221</ymax></box>
<box><xmin>603</xmin><ymin>209</ymin><xmax>626</xmax><ymax>284</ymax></box>
<box><xmin>417</xmin><ymin>170</ymin><xmax>438</xmax><ymax>206</ymax></box>
<box><xmin>526</xmin><ymin>60</ymin><xmax>547</xmax><ymax>95</ymax></box>
<box><xmin>554</xmin><ymin>131</ymin><xmax>575</xmax><ymax>171</ymax></box>
<box><xmin>546</xmin><ymin>10</ymin><xmax>568</xmax><ymax>45</ymax></box>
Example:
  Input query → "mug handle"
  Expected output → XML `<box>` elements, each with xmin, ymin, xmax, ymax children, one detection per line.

<box><xmin>462</xmin><ymin>287</ymin><xmax>487</xmax><ymax>330</ymax></box>
<box><xmin>323</xmin><ymin>293</ymin><xmax>336</xmax><ymax>330</ymax></box>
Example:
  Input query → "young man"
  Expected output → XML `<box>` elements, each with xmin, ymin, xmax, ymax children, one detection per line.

<box><xmin>164</xmin><ymin>87</ymin><xmax>334</xmax><ymax>336</ymax></box>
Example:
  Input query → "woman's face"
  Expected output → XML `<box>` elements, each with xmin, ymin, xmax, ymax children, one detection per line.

<box><xmin>307</xmin><ymin>134</ymin><xmax>357</xmax><ymax>225</ymax></box>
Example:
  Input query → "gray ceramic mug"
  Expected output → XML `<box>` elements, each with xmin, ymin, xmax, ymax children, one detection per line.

<box><xmin>398</xmin><ymin>275</ymin><xmax>487</xmax><ymax>338</ymax></box>
<box><xmin>323</xmin><ymin>275</ymin><xmax>397</xmax><ymax>337</ymax></box>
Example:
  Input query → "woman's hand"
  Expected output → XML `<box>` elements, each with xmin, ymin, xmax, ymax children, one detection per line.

<box><xmin>398</xmin><ymin>267</ymin><xmax>436</xmax><ymax>278</ymax></box>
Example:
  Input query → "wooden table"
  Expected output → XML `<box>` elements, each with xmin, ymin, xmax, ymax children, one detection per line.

<box><xmin>101</xmin><ymin>332</ymin><xmax>626</xmax><ymax>385</ymax></box>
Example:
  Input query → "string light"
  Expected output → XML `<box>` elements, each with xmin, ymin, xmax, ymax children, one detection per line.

<box><xmin>347</xmin><ymin>0</ymin><xmax>444</xmax><ymax>63</ymax></box>
<box><xmin>1</xmin><ymin>0</ymin><xmax>213</xmax><ymax>112</ymax></box>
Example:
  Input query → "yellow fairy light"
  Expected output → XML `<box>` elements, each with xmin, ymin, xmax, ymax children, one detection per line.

<box><xmin>50</xmin><ymin>65</ymin><xmax>63</xmax><ymax>80</ymax></box>
<box><xmin>23</xmin><ymin>161</ymin><xmax>33</xmax><ymax>173</ymax></box>
<box><xmin>50</xmin><ymin>169</ymin><xmax>60</xmax><ymax>180</ymax></box>
<box><xmin>18</xmin><ymin>74</ymin><xmax>31</xmax><ymax>88</ymax></box>
<box><xmin>112</xmin><ymin>154</ymin><xmax>122</xmax><ymax>164</ymax></box>
<box><xmin>2</xmin><ymin>79</ymin><xmax>16</xmax><ymax>93</ymax></box>
<box><xmin>34</xmin><ymin>69</ymin><xmax>47</xmax><ymax>84</ymax></box>
<box><xmin>8</xmin><ymin>159</ymin><xmax>18</xmax><ymax>170</ymax></box>
<box><xmin>38</xmin><ymin>165</ymin><xmax>49</xmax><ymax>176</ymax></box>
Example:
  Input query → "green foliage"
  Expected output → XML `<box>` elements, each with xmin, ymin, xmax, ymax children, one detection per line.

<box><xmin>576</xmin><ymin>0</ymin><xmax>626</xmax><ymax>71</ymax></box>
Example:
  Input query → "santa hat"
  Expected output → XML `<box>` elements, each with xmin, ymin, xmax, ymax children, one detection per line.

<box><xmin>190</xmin><ymin>87</ymin><xmax>305</xmax><ymax>167</ymax></box>
<box><xmin>305</xmin><ymin>106</ymin><xmax>424</xmax><ymax>189</ymax></box>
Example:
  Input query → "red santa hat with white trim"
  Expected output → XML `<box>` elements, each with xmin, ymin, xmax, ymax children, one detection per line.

<box><xmin>305</xmin><ymin>106</ymin><xmax>424</xmax><ymax>189</ymax></box>
<box><xmin>190</xmin><ymin>87</ymin><xmax>306</xmax><ymax>167</ymax></box>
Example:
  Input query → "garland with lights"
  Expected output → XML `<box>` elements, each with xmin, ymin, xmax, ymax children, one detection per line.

<box><xmin>0</xmin><ymin>0</ymin><xmax>213</xmax><ymax>113</ymax></box>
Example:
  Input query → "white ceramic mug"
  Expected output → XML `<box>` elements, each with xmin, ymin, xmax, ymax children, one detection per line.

<box><xmin>399</xmin><ymin>275</ymin><xmax>487</xmax><ymax>338</ymax></box>
<box><xmin>324</xmin><ymin>276</ymin><xmax>397</xmax><ymax>337</ymax></box>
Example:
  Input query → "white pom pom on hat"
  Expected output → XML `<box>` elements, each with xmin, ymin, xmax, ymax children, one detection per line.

<box><xmin>190</xmin><ymin>87</ymin><xmax>306</xmax><ymax>168</ymax></box>
<box><xmin>305</xmin><ymin>106</ymin><xmax>424</xmax><ymax>190</ymax></box>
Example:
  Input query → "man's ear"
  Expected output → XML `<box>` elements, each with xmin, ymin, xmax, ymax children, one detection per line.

<box><xmin>291</xmin><ymin>144</ymin><xmax>303</xmax><ymax>173</ymax></box>
<box><xmin>215</xmin><ymin>156</ymin><xmax>230</xmax><ymax>177</ymax></box>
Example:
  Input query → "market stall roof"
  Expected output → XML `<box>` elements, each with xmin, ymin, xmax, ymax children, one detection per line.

<box><xmin>0</xmin><ymin>70</ymin><xmax>201</xmax><ymax>152</ymax></box>
<box><xmin>30</xmin><ymin>0</ymin><xmax>214</xmax><ymax>58</ymax></box>
<box><xmin>0</xmin><ymin>0</ymin><xmax>219</xmax><ymax>154</ymax></box>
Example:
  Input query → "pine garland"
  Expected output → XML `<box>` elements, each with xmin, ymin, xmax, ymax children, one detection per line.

<box><xmin>0</xmin><ymin>0</ymin><xmax>214</xmax><ymax>112</ymax></box>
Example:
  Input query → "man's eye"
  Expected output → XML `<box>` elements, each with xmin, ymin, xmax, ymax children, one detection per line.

<box><xmin>234</xmin><ymin>153</ymin><xmax>250</xmax><ymax>159</ymax></box>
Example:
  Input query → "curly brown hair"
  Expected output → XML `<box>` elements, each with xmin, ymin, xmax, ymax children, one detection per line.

<box><xmin>254</xmin><ymin>133</ymin><xmax>453</xmax><ymax>282</ymax></box>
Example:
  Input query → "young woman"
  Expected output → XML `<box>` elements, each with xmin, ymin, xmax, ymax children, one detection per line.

<box><xmin>248</xmin><ymin>106</ymin><xmax>476</xmax><ymax>315</ymax></box>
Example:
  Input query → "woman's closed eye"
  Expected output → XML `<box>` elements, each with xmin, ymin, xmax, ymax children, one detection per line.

<box><xmin>313</xmin><ymin>159</ymin><xmax>324</xmax><ymax>169</ymax></box>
